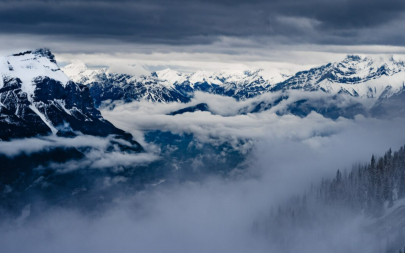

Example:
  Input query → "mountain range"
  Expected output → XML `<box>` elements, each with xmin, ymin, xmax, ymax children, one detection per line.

<box><xmin>62</xmin><ymin>54</ymin><xmax>405</xmax><ymax>107</ymax></box>
<box><xmin>63</xmin><ymin>62</ymin><xmax>292</xmax><ymax>106</ymax></box>
<box><xmin>2</xmin><ymin>49</ymin><xmax>405</xmax><ymax>142</ymax></box>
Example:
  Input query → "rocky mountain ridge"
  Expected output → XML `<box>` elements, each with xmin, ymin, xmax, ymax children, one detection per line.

<box><xmin>62</xmin><ymin>54</ymin><xmax>405</xmax><ymax>106</ymax></box>
<box><xmin>0</xmin><ymin>48</ymin><xmax>141</xmax><ymax>149</ymax></box>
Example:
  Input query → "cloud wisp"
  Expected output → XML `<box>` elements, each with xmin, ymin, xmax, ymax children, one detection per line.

<box><xmin>101</xmin><ymin>91</ymin><xmax>369</xmax><ymax>148</ymax></box>
<box><xmin>0</xmin><ymin>134</ymin><xmax>158</xmax><ymax>171</ymax></box>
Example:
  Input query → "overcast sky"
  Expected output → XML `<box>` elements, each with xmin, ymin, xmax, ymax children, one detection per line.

<box><xmin>1</xmin><ymin>0</ymin><xmax>405</xmax><ymax>73</ymax></box>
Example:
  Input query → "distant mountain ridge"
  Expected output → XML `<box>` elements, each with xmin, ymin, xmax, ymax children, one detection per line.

<box><xmin>62</xmin><ymin>54</ymin><xmax>405</xmax><ymax>106</ymax></box>
<box><xmin>62</xmin><ymin>62</ymin><xmax>291</xmax><ymax>105</ymax></box>
<box><xmin>271</xmin><ymin>55</ymin><xmax>405</xmax><ymax>99</ymax></box>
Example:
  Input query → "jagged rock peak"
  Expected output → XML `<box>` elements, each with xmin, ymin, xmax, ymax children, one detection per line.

<box><xmin>12</xmin><ymin>48</ymin><xmax>57</xmax><ymax>63</ymax></box>
<box><xmin>0</xmin><ymin>49</ymin><xmax>142</xmax><ymax>146</ymax></box>
<box><xmin>1</xmin><ymin>48</ymin><xmax>70</xmax><ymax>96</ymax></box>
<box><xmin>344</xmin><ymin>55</ymin><xmax>363</xmax><ymax>62</ymax></box>
<box><xmin>342</xmin><ymin>54</ymin><xmax>405</xmax><ymax>65</ymax></box>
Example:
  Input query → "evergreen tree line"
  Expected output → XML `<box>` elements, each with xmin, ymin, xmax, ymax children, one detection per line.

<box><xmin>317</xmin><ymin>145</ymin><xmax>405</xmax><ymax>252</ymax></box>
<box><xmin>319</xmin><ymin>145</ymin><xmax>405</xmax><ymax>217</ymax></box>
<box><xmin>256</xmin><ymin>145</ymin><xmax>405</xmax><ymax>252</ymax></box>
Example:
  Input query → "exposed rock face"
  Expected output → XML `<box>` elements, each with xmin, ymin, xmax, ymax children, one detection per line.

<box><xmin>0</xmin><ymin>49</ymin><xmax>141</xmax><ymax>150</ymax></box>
<box><xmin>168</xmin><ymin>103</ymin><xmax>210</xmax><ymax>116</ymax></box>
<box><xmin>0</xmin><ymin>77</ymin><xmax>51</xmax><ymax>140</ymax></box>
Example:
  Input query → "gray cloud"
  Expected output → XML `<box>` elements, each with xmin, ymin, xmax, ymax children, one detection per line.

<box><xmin>1</xmin><ymin>0</ymin><xmax>405</xmax><ymax>48</ymax></box>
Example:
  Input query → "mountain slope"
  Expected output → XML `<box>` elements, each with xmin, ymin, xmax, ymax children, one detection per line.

<box><xmin>0</xmin><ymin>49</ymin><xmax>141</xmax><ymax>148</ymax></box>
<box><xmin>370</xmin><ymin>88</ymin><xmax>405</xmax><ymax>118</ymax></box>
<box><xmin>63</xmin><ymin>63</ymin><xmax>191</xmax><ymax>106</ymax></box>
<box><xmin>272</xmin><ymin>55</ymin><xmax>405</xmax><ymax>99</ymax></box>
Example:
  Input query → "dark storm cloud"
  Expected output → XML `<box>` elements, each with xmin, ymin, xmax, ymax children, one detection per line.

<box><xmin>0</xmin><ymin>0</ymin><xmax>405</xmax><ymax>46</ymax></box>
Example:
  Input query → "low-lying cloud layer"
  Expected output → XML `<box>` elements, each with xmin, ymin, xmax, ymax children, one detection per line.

<box><xmin>101</xmin><ymin>92</ymin><xmax>365</xmax><ymax>148</ymax></box>
<box><xmin>2</xmin><ymin>92</ymin><xmax>405</xmax><ymax>252</ymax></box>
<box><xmin>102</xmin><ymin>91</ymin><xmax>405</xmax><ymax>178</ymax></box>
<box><xmin>0</xmin><ymin>134</ymin><xmax>158</xmax><ymax>171</ymax></box>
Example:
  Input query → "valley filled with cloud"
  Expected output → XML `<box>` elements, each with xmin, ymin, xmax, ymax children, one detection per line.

<box><xmin>2</xmin><ymin>90</ymin><xmax>405</xmax><ymax>252</ymax></box>
<box><xmin>2</xmin><ymin>0</ymin><xmax>405</xmax><ymax>251</ymax></box>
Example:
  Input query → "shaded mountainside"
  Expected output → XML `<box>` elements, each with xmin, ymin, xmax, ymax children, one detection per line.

<box><xmin>0</xmin><ymin>49</ymin><xmax>141</xmax><ymax>148</ymax></box>
<box><xmin>371</xmin><ymin>89</ymin><xmax>405</xmax><ymax>119</ymax></box>
<box><xmin>0</xmin><ymin>49</ymin><xmax>147</xmax><ymax>216</ymax></box>
<box><xmin>168</xmin><ymin>103</ymin><xmax>210</xmax><ymax>116</ymax></box>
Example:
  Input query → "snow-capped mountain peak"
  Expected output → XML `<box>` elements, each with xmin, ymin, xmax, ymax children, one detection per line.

<box><xmin>62</xmin><ymin>62</ymin><xmax>109</xmax><ymax>85</ymax></box>
<box><xmin>0</xmin><ymin>48</ymin><xmax>141</xmax><ymax>143</ymax></box>
<box><xmin>0</xmin><ymin>49</ymin><xmax>70</xmax><ymax>100</ymax></box>
<box><xmin>189</xmin><ymin>69</ymin><xmax>222</xmax><ymax>87</ymax></box>
<box><xmin>62</xmin><ymin>61</ymin><xmax>88</xmax><ymax>79</ymax></box>
<box><xmin>155</xmin><ymin>68</ymin><xmax>187</xmax><ymax>88</ymax></box>
<box><xmin>272</xmin><ymin>54</ymin><xmax>405</xmax><ymax>99</ymax></box>
<box><xmin>334</xmin><ymin>54</ymin><xmax>405</xmax><ymax>79</ymax></box>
